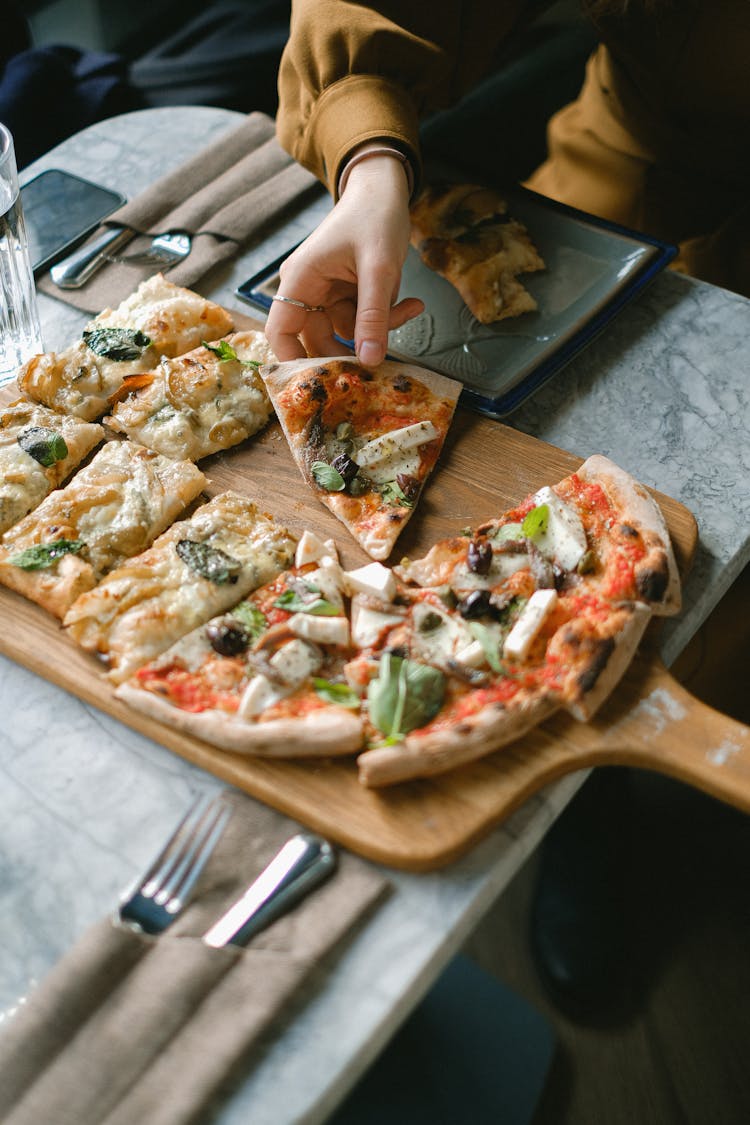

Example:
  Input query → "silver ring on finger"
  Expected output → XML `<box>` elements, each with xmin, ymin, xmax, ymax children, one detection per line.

<box><xmin>272</xmin><ymin>294</ymin><xmax>326</xmax><ymax>313</ymax></box>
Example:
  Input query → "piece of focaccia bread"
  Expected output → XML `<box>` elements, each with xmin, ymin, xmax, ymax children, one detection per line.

<box><xmin>105</xmin><ymin>331</ymin><xmax>275</xmax><ymax>461</ymax></box>
<box><xmin>0</xmin><ymin>440</ymin><xmax>206</xmax><ymax>618</ymax></box>
<box><xmin>64</xmin><ymin>491</ymin><xmax>297</xmax><ymax>683</ymax></box>
<box><xmin>17</xmin><ymin>274</ymin><xmax>234</xmax><ymax>420</ymax></box>
<box><xmin>0</xmin><ymin>398</ymin><xmax>104</xmax><ymax>534</ymax></box>
<box><xmin>410</xmin><ymin>183</ymin><xmax>545</xmax><ymax>323</ymax></box>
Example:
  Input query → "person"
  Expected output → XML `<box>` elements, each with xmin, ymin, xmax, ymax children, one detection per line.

<box><xmin>265</xmin><ymin>0</ymin><xmax>749</xmax><ymax>366</ymax></box>
<box><xmin>266</xmin><ymin>0</ymin><xmax>750</xmax><ymax>1016</ymax></box>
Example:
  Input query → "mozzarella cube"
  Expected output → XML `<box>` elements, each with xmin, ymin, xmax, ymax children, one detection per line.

<box><xmin>269</xmin><ymin>638</ymin><xmax>322</xmax><ymax>685</ymax></box>
<box><xmin>342</xmin><ymin>561</ymin><xmax>397</xmax><ymax>601</ymax></box>
<box><xmin>350</xmin><ymin>598</ymin><xmax>404</xmax><ymax>648</ymax></box>
<box><xmin>503</xmin><ymin>588</ymin><xmax>558</xmax><ymax>662</ymax></box>
<box><xmin>454</xmin><ymin>639</ymin><xmax>487</xmax><ymax>668</ymax></box>
<box><xmin>294</xmin><ymin>530</ymin><xmax>329</xmax><ymax>568</ymax></box>
<box><xmin>307</xmin><ymin>559</ymin><xmax>345</xmax><ymax>607</ymax></box>
<box><xmin>238</xmin><ymin>674</ymin><xmax>285</xmax><ymax>719</ymax></box>
<box><xmin>355</xmin><ymin>420</ymin><xmax>438</xmax><ymax>468</ymax></box>
<box><xmin>288</xmin><ymin>612</ymin><xmax>350</xmax><ymax>646</ymax></box>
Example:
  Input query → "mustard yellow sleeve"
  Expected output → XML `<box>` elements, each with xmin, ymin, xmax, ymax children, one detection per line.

<box><xmin>276</xmin><ymin>0</ymin><xmax>526</xmax><ymax>196</ymax></box>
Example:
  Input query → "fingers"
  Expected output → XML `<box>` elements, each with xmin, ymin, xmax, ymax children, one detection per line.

<box><xmin>354</xmin><ymin>267</ymin><xmax>401</xmax><ymax>367</ymax></box>
<box><xmin>264</xmin><ymin>300</ymin><xmax>310</xmax><ymax>360</ymax></box>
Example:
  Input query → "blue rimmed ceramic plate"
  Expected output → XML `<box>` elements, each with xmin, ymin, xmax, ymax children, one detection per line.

<box><xmin>236</xmin><ymin>186</ymin><xmax>675</xmax><ymax>418</ymax></box>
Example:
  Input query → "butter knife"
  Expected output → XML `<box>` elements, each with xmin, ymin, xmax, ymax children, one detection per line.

<box><xmin>50</xmin><ymin>225</ymin><xmax>135</xmax><ymax>289</ymax></box>
<box><xmin>203</xmin><ymin>832</ymin><xmax>337</xmax><ymax>949</ymax></box>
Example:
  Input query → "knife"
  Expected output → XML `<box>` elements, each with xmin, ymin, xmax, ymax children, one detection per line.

<box><xmin>203</xmin><ymin>832</ymin><xmax>337</xmax><ymax>949</ymax></box>
<box><xmin>50</xmin><ymin>226</ymin><xmax>136</xmax><ymax>289</ymax></box>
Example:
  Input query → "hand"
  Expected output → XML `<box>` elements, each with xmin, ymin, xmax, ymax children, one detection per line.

<box><xmin>265</xmin><ymin>153</ymin><xmax>424</xmax><ymax>365</ymax></box>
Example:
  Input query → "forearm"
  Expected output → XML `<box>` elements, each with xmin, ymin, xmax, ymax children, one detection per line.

<box><xmin>276</xmin><ymin>0</ymin><xmax>526</xmax><ymax>195</ymax></box>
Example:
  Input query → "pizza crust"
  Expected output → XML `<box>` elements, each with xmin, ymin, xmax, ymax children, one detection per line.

<box><xmin>576</xmin><ymin>454</ymin><xmax>681</xmax><ymax>615</ymax></box>
<box><xmin>115</xmin><ymin>681</ymin><xmax>363</xmax><ymax>756</ymax></box>
<box><xmin>358</xmin><ymin>692</ymin><xmax>559</xmax><ymax>787</ymax></box>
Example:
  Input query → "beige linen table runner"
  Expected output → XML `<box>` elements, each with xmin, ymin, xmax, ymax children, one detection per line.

<box><xmin>38</xmin><ymin>112</ymin><xmax>319</xmax><ymax>314</ymax></box>
<box><xmin>0</xmin><ymin>790</ymin><xmax>388</xmax><ymax>1125</ymax></box>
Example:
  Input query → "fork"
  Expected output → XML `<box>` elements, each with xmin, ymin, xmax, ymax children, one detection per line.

<box><xmin>118</xmin><ymin>793</ymin><xmax>230</xmax><ymax>935</ymax></box>
<box><xmin>104</xmin><ymin>231</ymin><xmax>192</xmax><ymax>268</ymax></box>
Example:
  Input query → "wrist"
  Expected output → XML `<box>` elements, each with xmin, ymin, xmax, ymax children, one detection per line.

<box><xmin>337</xmin><ymin>143</ymin><xmax>415</xmax><ymax>201</ymax></box>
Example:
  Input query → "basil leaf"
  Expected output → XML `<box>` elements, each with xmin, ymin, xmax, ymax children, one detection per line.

<box><xmin>82</xmin><ymin>327</ymin><xmax>152</xmax><ymax>361</ymax></box>
<box><xmin>202</xmin><ymin>339</ymin><xmax>259</xmax><ymax>366</ymax></box>
<box><xmin>367</xmin><ymin>652</ymin><xmax>445</xmax><ymax>738</ymax></box>
<box><xmin>311</xmin><ymin>460</ymin><xmax>346</xmax><ymax>491</ymax></box>
<box><xmin>378</xmin><ymin>479</ymin><xmax>414</xmax><ymax>508</ymax></box>
<box><xmin>175</xmin><ymin>539</ymin><xmax>242</xmax><ymax>584</ymax></box>
<box><xmin>17</xmin><ymin>426</ymin><xmax>68</xmax><ymax>467</ymax></box>
<box><xmin>468</xmin><ymin>621</ymin><xmax>504</xmax><ymax>674</ymax></box>
<box><xmin>493</xmin><ymin>521</ymin><xmax>524</xmax><ymax>541</ymax></box>
<box><xmin>10</xmin><ymin>538</ymin><xmax>85</xmax><ymax>570</ymax></box>
<box><xmin>202</xmin><ymin>339</ymin><xmax>238</xmax><ymax>362</ymax></box>
<box><xmin>312</xmin><ymin>678</ymin><xmax>360</xmax><ymax>709</ymax></box>
<box><xmin>231</xmin><ymin>601</ymin><xmax>267</xmax><ymax>640</ymax></box>
<box><xmin>274</xmin><ymin>588</ymin><xmax>339</xmax><ymax>616</ymax></box>
<box><xmin>521</xmin><ymin>504</ymin><xmax>549</xmax><ymax>538</ymax></box>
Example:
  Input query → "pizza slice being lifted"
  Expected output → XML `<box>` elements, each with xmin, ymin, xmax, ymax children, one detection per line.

<box><xmin>260</xmin><ymin>356</ymin><xmax>460</xmax><ymax>560</ymax></box>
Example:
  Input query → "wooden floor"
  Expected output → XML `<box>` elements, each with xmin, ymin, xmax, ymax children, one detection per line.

<box><xmin>464</xmin><ymin>565</ymin><xmax>750</xmax><ymax>1125</ymax></box>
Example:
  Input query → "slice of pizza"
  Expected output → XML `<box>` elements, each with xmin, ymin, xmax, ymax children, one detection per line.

<box><xmin>352</xmin><ymin>454</ymin><xmax>680</xmax><ymax>786</ymax></box>
<box><xmin>115</xmin><ymin>533</ymin><xmax>363</xmax><ymax>755</ymax></box>
<box><xmin>105</xmin><ymin>330</ymin><xmax>275</xmax><ymax>461</ymax></box>
<box><xmin>261</xmin><ymin>356</ymin><xmax>461</xmax><ymax>560</ymax></box>
<box><xmin>0</xmin><ymin>398</ymin><xmax>104</xmax><ymax>534</ymax></box>
<box><xmin>64</xmin><ymin>490</ymin><xmax>297</xmax><ymax>683</ymax></box>
<box><xmin>410</xmin><ymin>182</ymin><xmax>545</xmax><ymax>323</ymax></box>
<box><xmin>0</xmin><ymin>440</ymin><xmax>206</xmax><ymax>619</ymax></box>
<box><xmin>16</xmin><ymin>274</ymin><xmax>234</xmax><ymax>420</ymax></box>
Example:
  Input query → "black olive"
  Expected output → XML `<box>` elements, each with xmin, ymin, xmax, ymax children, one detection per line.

<box><xmin>467</xmin><ymin>538</ymin><xmax>493</xmax><ymax>575</ymax></box>
<box><xmin>457</xmin><ymin>589</ymin><xmax>492</xmax><ymax>619</ymax></box>
<box><xmin>205</xmin><ymin>620</ymin><xmax>250</xmax><ymax>656</ymax></box>
<box><xmin>331</xmin><ymin>452</ymin><xmax>360</xmax><ymax>483</ymax></box>
<box><xmin>396</xmin><ymin>473</ymin><xmax>420</xmax><ymax>503</ymax></box>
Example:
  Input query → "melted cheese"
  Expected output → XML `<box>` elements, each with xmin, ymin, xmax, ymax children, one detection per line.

<box><xmin>355</xmin><ymin>420</ymin><xmax>438</xmax><ymax>468</ymax></box>
<box><xmin>531</xmin><ymin>486</ymin><xmax>587</xmax><ymax>571</ymax></box>
<box><xmin>17</xmin><ymin>275</ymin><xmax>234</xmax><ymax>420</ymax></box>
<box><xmin>107</xmin><ymin>331</ymin><xmax>273</xmax><ymax>461</ymax></box>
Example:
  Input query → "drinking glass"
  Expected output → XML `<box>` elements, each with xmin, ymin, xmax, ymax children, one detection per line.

<box><xmin>1</xmin><ymin>122</ymin><xmax>43</xmax><ymax>382</ymax></box>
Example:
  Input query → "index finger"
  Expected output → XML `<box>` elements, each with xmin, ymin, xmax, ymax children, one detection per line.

<box><xmin>264</xmin><ymin>298</ymin><xmax>309</xmax><ymax>361</ymax></box>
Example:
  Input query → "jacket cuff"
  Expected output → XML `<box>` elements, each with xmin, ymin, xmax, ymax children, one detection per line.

<box><xmin>303</xmin><ymin>74</ymin><xmax>422</xmax><ymax>198</ymax></box>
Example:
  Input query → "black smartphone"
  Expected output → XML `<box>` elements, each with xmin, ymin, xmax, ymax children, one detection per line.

<box><xmin>20</xmin><ymin>168</ymin><xmax>126</xmax><ymax>276</ymax></box>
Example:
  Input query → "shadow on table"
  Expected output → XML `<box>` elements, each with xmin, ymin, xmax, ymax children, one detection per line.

<box><xmin>329</xmin><ymin>954</ymin><xmax>555</xmax><ymax>1125</ymax></box>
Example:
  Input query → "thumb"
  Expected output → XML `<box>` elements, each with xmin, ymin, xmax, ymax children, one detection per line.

<box><xmin>354</xmin><ymin>274</ymin><xmax>395</xmax><ymax>368</ymax></box>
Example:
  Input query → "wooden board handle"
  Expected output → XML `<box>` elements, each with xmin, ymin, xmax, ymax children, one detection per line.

<box><xmin>587</xmin><ymin>654</ymin><xmax>750</xmax><ymax>812</ymax></box>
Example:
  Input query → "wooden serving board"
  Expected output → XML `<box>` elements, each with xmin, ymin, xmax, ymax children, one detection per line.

<box><xmin>2</xmin><ymin>333</ymin><xmax>749</xmax><ymax>870</ymax></box>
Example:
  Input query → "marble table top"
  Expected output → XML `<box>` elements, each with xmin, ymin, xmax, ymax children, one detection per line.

<box><xmin>2</xmin><ymin>106</ymin><xmax>749</xmax><ymax>1124</ymax></box>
